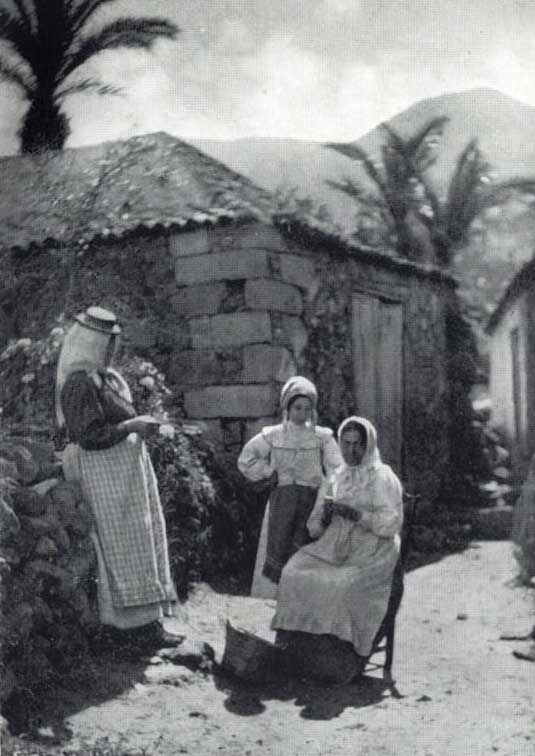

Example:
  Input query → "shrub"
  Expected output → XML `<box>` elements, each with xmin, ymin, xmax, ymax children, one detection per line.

<box><xmin>0</xmin><ymin>325</ymin><xmax>261</xmax><ymax>598</ymax></box>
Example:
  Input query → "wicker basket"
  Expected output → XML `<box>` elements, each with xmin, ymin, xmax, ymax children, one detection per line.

<box><xmin>221</xmin><ymin>621</ymin><xmax>283</xmax><ymax>681</ymax></box>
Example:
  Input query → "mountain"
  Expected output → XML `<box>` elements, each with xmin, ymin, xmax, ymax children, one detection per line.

<box><xmin>192</xmin><ymin>88</ymin><xmax>535</xmax><ymax>329</ymax></box>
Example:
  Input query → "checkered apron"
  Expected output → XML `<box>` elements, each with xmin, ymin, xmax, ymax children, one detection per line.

<box><xmin>63</xmin><ymin>435</ymin><xmax>176</xmax><ymax>609</ymax></box>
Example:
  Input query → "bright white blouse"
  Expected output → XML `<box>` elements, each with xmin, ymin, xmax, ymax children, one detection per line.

<box><xmin>238</xmin><ymin>422</ymin><xmax>343</xmax><ymax>489</ymax></box>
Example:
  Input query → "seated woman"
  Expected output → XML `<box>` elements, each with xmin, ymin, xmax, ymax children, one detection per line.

<box><xmin>272</xmin><ymin>416</ymin><xmax>403</xmax><ymax>683</ymax></box>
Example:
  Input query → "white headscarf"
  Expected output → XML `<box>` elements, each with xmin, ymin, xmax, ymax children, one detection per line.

<box><xmin>55</xmin><ymin>322</ymin><xmax>117</xmax><ymax>428</ymax></box>
<box><xmin>279</xmin><ymin>375</ymin><xmax>318</xmax><ymax>428</ymax></box>
<box><xmin>336</xmin><ymin>416</ymin><xmax>383</xmax><ymax>491</ymax></box>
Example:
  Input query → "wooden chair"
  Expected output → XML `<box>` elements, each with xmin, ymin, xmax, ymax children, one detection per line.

<box><xmin>366</xmin><ymin>490</ymin><xmax>421</xmax><ymax>683</ymax></box>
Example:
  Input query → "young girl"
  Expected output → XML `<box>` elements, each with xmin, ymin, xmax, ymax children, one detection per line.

<box><xmin>238</xmin><ymin>376</ymin><xmax>343</xmax><ymax>599</ymax></box>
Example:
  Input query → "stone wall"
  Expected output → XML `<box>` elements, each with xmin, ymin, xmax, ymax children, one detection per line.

<box><xmin>1</xmin><ymin>219</ymin><xmax>454</xmax><ymax>498</ymax></box>
<box><xmin>166</xmin><ymin>222</ymin><xmax>453</xmax><ymax>497</ymax></box>
<box><xmin>167</xmin><ymin>223</ymin><xmax>317</xmax><ymax>454</ymax></box>
<box><xmin>293</xmin><ymin>245</ymin><xmax>453</xmax><ymax>497</ymax></box>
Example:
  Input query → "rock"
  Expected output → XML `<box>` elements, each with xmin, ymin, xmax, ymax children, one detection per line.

<box><xmin>492</xmin><ymin>446</ymin><xmax>510</xmax><ymax>466</ymax></box>
<box><xmin>0</xmin><ymin>668</ymin><xmax>17</xmax><ymax>704</ymax></box>
<box><xmin>158</xmin><ymin>639</ymin><xmax>216</xmax><ymax>671</ymax></box>
<box><xmin>1</xmin><ymin>444</ymin><xmax>39</xmax><ymax>484</ymax></box>
<box><xmin>20</xmin><ymin>513</ymin><xmax>61</xmax><ymax>538</ymax></box>
<box><xmin>456</xmin><ymin>613</ymin><xmax>468</xmax><ymax>620</ymax></box>
<box><xmin>31</xmin><ymin>478</ymin><xmax>60</xmax><ymax>496</ymax></box>
<box><xmin>472</xmin><ymin>396</ymin><xmax>492</xmax><ymax>419</ymax></box>
<box><xmin>0</xmin><ymin>546</ymin><xmax>20</xmax><ymax>565</ymax></box>
<box><xmin>478</xmin><ymin>481</ymin><xmax>501</xmax><ymax>501</ymax></box>
<box><xmin>493</xmin><ymin>466</ymin><xmax>510</xmax><ymax>482</ymax></box>
<box><xmin>8</xmin><ymin>602</ymin><xmax>34</xmax><ymax>640</ymax></box>
<box><xmin>0</xmin><ymin>458</ymin><xmax>19</xmax><ymax>479</ymax></box>
<box><xmin>25</xmin><ymin>559</ymin><xmax>70</xmax><ymax>583</ymax></box>
<box><xmin>45</xmin><ymin>481</ymin><xmax>91</xmax><ymax>534</ymax></box>
<box><xmin>60</xmin><ymin>538</ymin><xmax>97</xmax><ymax>581</ymax></box>
<box><xmin>0</xmin><ymin>496</ymin><xmax>20</xmax><ymax>539</ymax></box>
<box><xmin>471</xmin><ymin>506</ymin><xmax>513</xmax><ymax>539</ymax></box>
<box><xmin>11</xmin><ymin>488</ymin><xmax>46</xmax><ymax>517</ymax></box>
<box><xmin>483</xmin><ymin>427</ymin><xmax>501</xmax><ymax>445</ymax></box>
<box><xmin>493</xmin><ymin>484</ymin><xmax>514</xmax><ymax>503</ymax></box>
<box><xmin>34</xmin><ymin>535</ymin><xmax>59</xmax><ymax>558</ymax></box>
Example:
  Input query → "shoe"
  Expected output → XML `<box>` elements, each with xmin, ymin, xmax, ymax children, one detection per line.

<box><xmin>140</xmin><ymin>621</ymin><xmax>185</xmax><ymax>648</ymax></box>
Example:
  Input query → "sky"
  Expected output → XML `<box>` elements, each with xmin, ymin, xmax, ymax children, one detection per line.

<box><xmin>2</xmin><ymin>0</ymin><xmax>535</xmax><ymax>150</ymax></box>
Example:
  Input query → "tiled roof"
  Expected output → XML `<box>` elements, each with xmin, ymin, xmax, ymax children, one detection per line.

<box><xmin>0</xmin><ymin>130</ymin><xmax>457</xmax><ymax>288</ymax></box>
<box><xmin>0</xmin><ymin>131</ymin><xmax>274</xmax><ymax>252</ymax></box>
<box><xmin>276</xmin><ymin>216</ymin><xmax>458</xmax><ymax>287</ymax></box>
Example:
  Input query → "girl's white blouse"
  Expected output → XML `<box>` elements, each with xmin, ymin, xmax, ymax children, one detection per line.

<box><xmin>238</xmin><ymin>422</ymin><xmax>343</xmax><ymax>488</ymax></box>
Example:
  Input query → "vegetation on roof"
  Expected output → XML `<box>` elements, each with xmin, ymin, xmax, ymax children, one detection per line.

<box><xmin>0</xmin><ymin>131</ymin><xmax>274</xmax><ymax>252</ymax></box>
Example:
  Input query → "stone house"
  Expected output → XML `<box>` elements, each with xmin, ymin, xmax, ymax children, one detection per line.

<box><xmin>0</xmin><ymin>132</ymin><xmax>457</xmax><ymax>500</ymax></box>
<box><xmin>487</xmin><ymin>258</ymin><xmax>535</xmax><ymax>481</ymax></box>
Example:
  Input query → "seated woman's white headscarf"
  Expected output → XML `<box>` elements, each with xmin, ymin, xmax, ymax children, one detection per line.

<box><xmin>335</xmin><ymin>416</ymin><xmax>383</xmax><ymax>490</ymax></box>
<box><xmin>306</xmin><ymin>415</ymin><xmax>397</xmax><ymax>562</ymax></box>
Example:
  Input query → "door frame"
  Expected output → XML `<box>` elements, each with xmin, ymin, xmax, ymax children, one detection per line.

<box><xmin>350</xmin><ymin>286</ymin><xmax>406</xmax><ymax>478</ymax></box>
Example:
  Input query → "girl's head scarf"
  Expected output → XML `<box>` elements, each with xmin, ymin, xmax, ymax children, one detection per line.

<box><xmin>279</xmin><ymin>375</ymin><xmax>318</xmax><ymax>428</ymax></box>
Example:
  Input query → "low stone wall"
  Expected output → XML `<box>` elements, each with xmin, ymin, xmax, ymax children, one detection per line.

<box><xmin>0</xmin><ymin>439</ymin><xmax>96</xmax><ymax>724</ymax></box>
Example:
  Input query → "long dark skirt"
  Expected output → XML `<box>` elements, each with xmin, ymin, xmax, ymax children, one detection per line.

<box><xmin>263</xmin><ymin>484</ymin><xmax>317</xmax><ymax>583</ymax></box>
<box><xmin>275</xmin><ymin>630</ymin><xmax>367</xmax><ymax>684</ymax></box>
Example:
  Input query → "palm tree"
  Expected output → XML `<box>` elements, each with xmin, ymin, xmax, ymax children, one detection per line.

<box><xmin>327</xmin><ymin>120</ymin><xmax>535</xmax><ymax>267</ymax></box>
<box><xmin>0</xmin><ymin>0</ymin><xmax>179</xmax><ymax>153</ymax></box>
<box><xmin>326</xmin><ymin>117</ymin><xmax>449</xmax><ymax>260</ymax></box>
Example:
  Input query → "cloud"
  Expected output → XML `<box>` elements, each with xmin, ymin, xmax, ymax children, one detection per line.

<box><xmin>482</xmin><ymin>46</ymin><xmax>535</xmax><ymax>106</ymax></box>
<box><xmin>2</xmin><ymin>0</ymin><xmax>535</xmax><ymax>153</ymax></box>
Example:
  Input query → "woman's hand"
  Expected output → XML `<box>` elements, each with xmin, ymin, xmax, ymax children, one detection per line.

<box><xmin>307</xmin><ymin>519</ymin><xmax>324</xmax><ymax>539</ymax></box>
<box><xmin>247</xmin><ymin>469</ymin><xmax>278</xmax><ymax>494</ymax></box>
<box><xmin>331</xmin><ymin>501</ymin><xmax>362</xmax><ymax>522</ymax></box>
<box><xmin>120</xmin><ymin>415</ymin><xmax>161</xmax><ymax>439</ymax></box>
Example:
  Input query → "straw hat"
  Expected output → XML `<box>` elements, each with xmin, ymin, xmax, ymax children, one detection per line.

<box><xmin>75</xmin><ymin>306</ymin><xmax>121</xmax><ymax>335</ymax></box>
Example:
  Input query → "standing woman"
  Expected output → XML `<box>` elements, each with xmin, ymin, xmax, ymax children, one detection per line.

<box><xmin>238</xmin><ymin>376</ymin><xmax>343</xmax><ymax>598</ymax></box>
<box><xmin>56</xmin><ymin>306</ymin><xmax>182</xmax><ymax>648</ymax></box>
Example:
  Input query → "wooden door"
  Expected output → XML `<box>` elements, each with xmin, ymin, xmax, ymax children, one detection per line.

<box><xmin>351</xmin><ymin>293</ymin><xmax>404</xmax><ymax>473</ymax></box>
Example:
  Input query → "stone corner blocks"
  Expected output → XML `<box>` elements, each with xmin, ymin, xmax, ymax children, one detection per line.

<box><xmin>244</xmin><ymin>279</ymin><xmax>303</xmax><ymax>315</ymax></box>
<box><xmin>190</xmin><ymin>312</ymin><xmax>272</xmax><ymax>350</ymax></box>
<box><xmin>184</xmin><ymin>384</ymin><xmax>278</xmax><ymax>419</ymax></box>
<box><xmin>175</xmin><ymin>249</ymin><xmax>269</xmax><ymax>286</ymax></box>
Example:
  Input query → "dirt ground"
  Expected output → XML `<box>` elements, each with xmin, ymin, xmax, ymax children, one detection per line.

<box><xmin>5</xmin><ymin>540</ymin><xmax>535</xmax><ymax>756</ymax></box>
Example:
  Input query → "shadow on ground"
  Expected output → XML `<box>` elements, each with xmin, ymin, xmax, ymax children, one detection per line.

<box><xmin>213</xmin><ymin>668</ymin><xmax>400</xmax><ymax>721</ymax></box>
<box><xmin>5</xmin><ymin>650</ymin><xmax>150</xmax><ymax>748</ymax></box>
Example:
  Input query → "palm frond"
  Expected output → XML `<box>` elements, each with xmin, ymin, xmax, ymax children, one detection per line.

<box><xmin>407</xmin><ymin>116</ymin><xmax>449</xmax><ymax>171</ymax></box>
<box><xmin>11</xmin><ymin>0</ymin><xmax>34</xmax><ymax>31</ymax></box>
<box><xmin>0</xmin><ymin>53</ymin><xmax>33</xmax><ymax>94</ymax></box>
<box><xmin>68</xmin><ymin>0</ymin><xmax>119</xmax><ymax>35</ymax></box>
<box><xmin>62</xmin><ymin>16</ymin><xmax>179</xmax><ymax>77</ymax></box>
<box><xmin>0</xmin><ymin>8</ymin><xmax>34</xmax><ymax>56</ymax></box>
<box><xmin>380</xmin><ymin>123</ymin><xmax>408</xmax><ymax>157</ymax></box>
<box><xmin>326</xmin><ymin>177</ymin><xmax>369</xmax><ymax>201</ymax></box>
<box><xmin>55</xmin><ymin>77</ymin><xmax>122</xmax><ymax>99</ymax></box>
<box><xmin>324</xmin><ymin>141</ymin><xmax>387</xmax><ymax>195</ymax></box>
<box><xmin>490</xmin><ymin>177</ymin><xmax>535</xmax><ymax>197</ymax></box>
<box><xmin>444</xmin><ymin>139</ymin><xmax>491</xmax><ymax>244</ymax></box>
